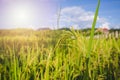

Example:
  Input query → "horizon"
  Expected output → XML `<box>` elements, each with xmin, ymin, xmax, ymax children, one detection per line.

<box><xmin>0</xmin><ymin>0</ymin><xmax>120</xmax><ymax>29</ymax></box>
<box><xmin>0</xmin><ymin>27</ymin><xmax>120</xmax><ymax>31</ymax></box>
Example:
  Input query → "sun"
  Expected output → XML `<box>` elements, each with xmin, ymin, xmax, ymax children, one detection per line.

<box><xmin>3</xmin><ymin>1</ymin><xmax>55</xmax><ymax>29</ymax></box>
<box><xmin>12</xmin><ymin>8</ymin><xmax>30</xmax><ymax>24</ymax></box>
<box><xmin>8</xmin><ymin>4</ymin><xmax>34</xmax><ymax>27</ymax></box>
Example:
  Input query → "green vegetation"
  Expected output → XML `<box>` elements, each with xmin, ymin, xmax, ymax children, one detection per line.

<box><xmin>0</xmin><ymin>28</ymin><xmax>120</xmax><ymax>80</ymax></box>
<box><xmin>0</xmin><ymin>0</ymin><xmax>120</xmax><ymax>80</ymax></box>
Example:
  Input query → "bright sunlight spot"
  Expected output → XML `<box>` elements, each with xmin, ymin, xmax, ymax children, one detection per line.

<box><xmin>8</xmin><ymin>4</ymin><xmax>34</xmax><ymax>27</ymax></box>
<box><xmin>12</xmin><ymin>8</ymin><xmax>30</xmax><ymax>23</ymax></box>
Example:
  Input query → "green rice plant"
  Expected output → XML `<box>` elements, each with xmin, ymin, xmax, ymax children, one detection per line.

<box><xmin>0</xmin><ymin>0</ymin><xmax>120</xmax><ymax>79</ymax></box>
<box><xmin>0</xmin><ymin>28</ymin><xmax>120</xmax><ymax>80</ymax></box>
<box><xmin>85</xmin><ymin>0</ymin><xmax>100</xmax><ymax>79</ymax></box>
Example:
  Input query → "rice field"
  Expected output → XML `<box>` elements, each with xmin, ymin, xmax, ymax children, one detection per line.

<box><xmin>0</xmin><ymin>28</ymin><xmax>120</xmax><ymax>80</ymax></box>
<box><xmin>0</xmin><ymin>0</ymin><xmax>120</xmax><ymax>80</ymax></box>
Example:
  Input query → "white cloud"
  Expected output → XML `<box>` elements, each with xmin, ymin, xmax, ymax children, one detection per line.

<box><xmin>99</xmin><ymin>22</ymin><xmax>110</xmax><ymax>29</ymax></box>
<box><xmin>58</xmin><ymin>6</ymin><xmax>110</xmax><ymax>29</ymax></box>
<box><xmin>114</xmin><ymin>25</ymin><xmax>120</xmax><ymax>29</ymax></box>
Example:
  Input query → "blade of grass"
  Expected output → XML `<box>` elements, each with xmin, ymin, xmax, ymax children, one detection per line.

<box><xmin>87</xmin><ymin>0</ymin><xmax>100</xmax><ymax>58</ymax></box>
<box><xmin>85</xmin><ymin>0</ymin><xmax>100</xmax><ymax>80</ymax></box>
<box><xmin>57</xmin><ymin>6</ymin><xmax>61</xmax><ymax>29</ymax></box>
<box><xmin>13</xmin><ymin>45</ymin><xmax>17</xmax><ymax>80</ymax></box>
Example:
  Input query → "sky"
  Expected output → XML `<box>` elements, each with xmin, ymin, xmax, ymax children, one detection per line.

<box><xmin>0</xmin><ymin>0</ymin><xmax>120</xmax><ymax>29</ymax></box>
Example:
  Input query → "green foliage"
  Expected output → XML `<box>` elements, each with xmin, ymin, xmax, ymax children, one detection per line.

<box><xmin>0</xmin><ymin>0</ymin><xmax>120</xmax><ymax>80</ymax></box>
<box><xmin>0</xmin><ymin>28</ymin><xmax>120</xmax><ymax>80</ymax></box>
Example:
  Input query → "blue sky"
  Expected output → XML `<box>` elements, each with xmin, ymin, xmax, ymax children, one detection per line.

<box><xmin>0</xmin><ymin>0</ymin><xmax>120</xmax><ymax>29</ymax></box>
